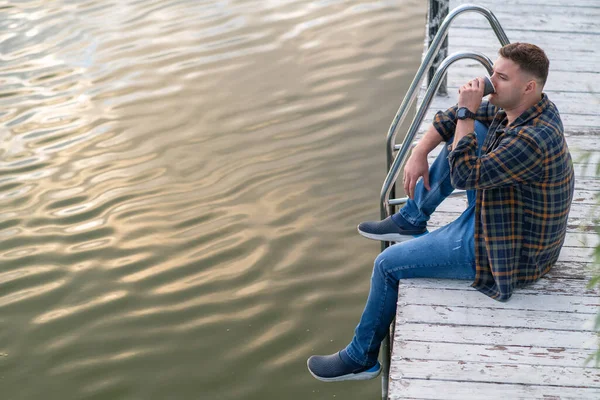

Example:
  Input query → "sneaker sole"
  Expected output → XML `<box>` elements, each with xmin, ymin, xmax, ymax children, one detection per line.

<box><xmin>306</xmin><ymin>360</ymin><xmax>381</xmax><ymax>382</ymax></box>
<box><xmin>357</xmin><ymin>226</ymin><xmax>428</xmax><ymax>242</ymax></box>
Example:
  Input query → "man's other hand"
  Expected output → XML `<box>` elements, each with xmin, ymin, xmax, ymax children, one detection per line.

<box><xmin>403</xmin><ymin>147</ymin><xmax>430</xmax><ymax>199</ymax></box>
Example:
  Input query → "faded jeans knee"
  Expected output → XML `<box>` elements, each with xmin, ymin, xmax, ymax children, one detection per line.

<box><xmin>373</xmin><ymin>251</ymin><xmax>397</xmax><ymax>288</ymax></box>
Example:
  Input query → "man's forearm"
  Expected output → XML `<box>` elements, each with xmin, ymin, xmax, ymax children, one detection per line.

<box><xmin>413</xmin><ymin>124</ymin><xmax>445</xmax><ymax>156</ymax></box>
<box><xmin>452</xmin><ymin>119</ymin><xmax>475</xmax><ymax>151</ymax></box>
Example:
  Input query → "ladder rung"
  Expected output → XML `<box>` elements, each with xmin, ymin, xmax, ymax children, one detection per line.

<box><xmin>389</xmin><ymin>190</ymin><xmax>467</xmax><ymax>206</ymax></box>
<box><xmin>394</xmin><ymin>142</ymin><xmax>417</xmax><ymax>151</ymax></box>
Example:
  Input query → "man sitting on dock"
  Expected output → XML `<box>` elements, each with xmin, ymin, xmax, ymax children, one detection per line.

<box><xmin>307</xmin><ymin>42</ymin><xmax>574</xmax><ymax>382</ymax></box>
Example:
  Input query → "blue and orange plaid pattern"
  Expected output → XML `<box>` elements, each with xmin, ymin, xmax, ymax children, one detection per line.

<box><xmin>433</xmin><ymin>94</ymin><xmax>574</xmax><ymax>301</ymax></box>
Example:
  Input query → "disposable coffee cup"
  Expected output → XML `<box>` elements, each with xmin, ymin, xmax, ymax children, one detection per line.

<box><xmin>483</xmin><ymin>76</ymin><xmax>495</xmax><ymax>96</ymax></box>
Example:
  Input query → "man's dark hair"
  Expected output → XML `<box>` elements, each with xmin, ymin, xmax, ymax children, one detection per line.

<box><xmin>499</xmin><ymin>42</ymin><xmax>549</xmax><ymax>87</ymax></box>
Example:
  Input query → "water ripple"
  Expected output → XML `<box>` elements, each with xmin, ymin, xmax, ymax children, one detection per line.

<box><xmin>0</xmin><ymin>0</ymin><xmax>427</xmax><ymax>399</ymax></box>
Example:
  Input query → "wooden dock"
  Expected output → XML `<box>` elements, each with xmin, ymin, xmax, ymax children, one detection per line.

<box><xmin>388</xmin><ymin>0</ymin><xmax>600</xmax><ymax>398</ymax></box>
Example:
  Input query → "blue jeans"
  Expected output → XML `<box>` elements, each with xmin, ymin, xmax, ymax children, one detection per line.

<box><xmin>344</xmin><ymin>121</ymin><xmax>489</xmax><ymax>367</ymax></box>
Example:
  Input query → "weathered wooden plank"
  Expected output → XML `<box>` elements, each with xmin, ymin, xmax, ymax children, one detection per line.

<box><xmin>421</xmin><ymin>155</ymin><xmax>600</xmax><ymax>179</ymax></box>
<box><xmin>446</xmin><ymin>2</ymin><xmax>600</xmax><ymax>35</ymax></box>
<box><xmin>387</xmin><ymin>245</ymin><xmax>594</xmax><ymax>278</ymax></box>
<box><xmin>441</xmin><ymin>29</ymin><xmax>600</xmax><ymax>60</ymax></box>
<box><xmin>388</xmin><ymin>379</ymin><xmax>600</xmax><ymax>400</ymax></box>
<box><xmin>424</xmin><ymin>135</ymin><xmax>600</xmax><ymax>159</ymax></box>
<box><xmin>434</xmin><ymin>196</ymin><xmax>599</xmax><ymax>217</ymax></box>
<box><xmin>445</xmin><ymin>21</ymin><xmax>600</xmax><ymax>42</ymax></box>
<box><xmin>386</xmin><ymin>242</ymin><xmax>595</xmax><ymax>274</ymax></box>
<box><xmin>393</xmin><ymin>323</ymin><xmax>598</xmax><ymax>350</ymax></box>
<box><xmin>451</xmin><ymin>12</ymin><xmax>600</xmax><ymax>35</ymax></box>
<box><xmin>429</xmin><ymin>204</ymin><xmax>598</xmax><ymax>228</ymax></box>
<box><xmin>396</xmin><ymin>287</ymin><xmax>599</xmax><ymax>314</ymax></box>
<box><xmin>397</xmin><ymin>276</ymin><xmax>599</xmax><ymax>297</ymax></box>
<box><xmin>397</xmin><ymin>303</ymin><xmax>596</xmax><ymax>331</ymax></box>
<box><xmin>415</xmin><ymin>187</ymin><xmax>597</xmax><ymax>208</ymax></box>
<box><xmin>417</xmin><ymin>106</ymin><xmax>600</xmax><ymax>133</ymax></box>
<box><xmin>392</xmin><ymin>340</ymin><xmax>597</xmax><ymax>368</ymax></box>
<box><xmin>547</xmin><ymin>262</ymin><xmax>594</xmax><ymax>280</ymax></box>
<box><xmin>445</xmin><ymin>69</ymin><xmax>599</xmax><ymax>94</ymax></box>
<box><xmin>552</xmin><ymin>247</ymin><xmax>595</xmax><ymax>264</ymax></box>
<box><xmin>424</xmin><ymin>218</ymin><xmax>599</xmax><ymax>249</ymax></box>
<box><xmin>390</xmin><ymin>359</ymin><xmax>600</xmax><ymax>388</ymax></box>
<box><xmin>545</xmin><ymin>262</ymin><xmax>596</xmax><ymax>279</ymax></box>
<box><xmin>423</xmin><ymin>91</ymin><xmax>599</xmax><ymax>117</ymax></box>
<box><xmin>417</xmin><ymin>112</ymin><xmax>600</xmax><ymax>132</ymax></box>
<box><xmin>448</xmin><ymin>47</ymin><xmax>600</xmax><ymax>73</ymax></box>
<box><xmin>474</xmin><ymin>0</ymin><xmax>600</xmax><ymax>7</ymax></box>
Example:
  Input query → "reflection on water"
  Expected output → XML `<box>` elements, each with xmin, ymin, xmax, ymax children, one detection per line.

<box><xmin>0</xmin><ymin>0</ymin><xmax>426</xmax><ymax>399</ymax></box>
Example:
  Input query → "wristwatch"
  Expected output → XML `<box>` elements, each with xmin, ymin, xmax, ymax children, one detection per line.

<box><xmin>456</xmin><ymin>107</ymin><xmax>477</xmax><ymax>120</ymax></box>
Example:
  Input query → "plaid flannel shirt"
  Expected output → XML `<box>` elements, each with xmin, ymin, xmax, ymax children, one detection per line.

<box><xmin>433</xmin><ymin>94</ymin><xmax>574</xmax><ymax>301</ymax></box>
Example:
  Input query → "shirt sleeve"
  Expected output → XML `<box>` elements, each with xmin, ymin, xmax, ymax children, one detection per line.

<box><xmin>432</xmin><ymin>101</ymin><xmax>499</xmax><ymax>142</ymax></box>
<box><xmin>447</xmin><ymin>128</ymin><xmax>544</xmax><ymax>190</ymax></box>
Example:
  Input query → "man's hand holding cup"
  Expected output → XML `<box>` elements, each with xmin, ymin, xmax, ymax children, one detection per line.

<box><xmin>458</xmin><ymin>77</ymin><xmax>486</xmax><ymax>113</ymax></box>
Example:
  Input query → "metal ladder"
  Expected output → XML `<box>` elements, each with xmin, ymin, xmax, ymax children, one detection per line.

<box><xmin>378</xmin><ymin>4</ymin><xmax>510</xmax><ymax>399</ymax></box>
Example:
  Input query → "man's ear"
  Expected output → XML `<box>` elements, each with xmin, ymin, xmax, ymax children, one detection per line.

<box><xmin>524</xmin><ymin>79</ymin><xmax>537</xmax><ymax>94</ymax></box>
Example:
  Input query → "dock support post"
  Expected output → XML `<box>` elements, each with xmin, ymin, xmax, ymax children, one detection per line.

<box><xmin>427</xmin><ymin>0</ymin><xmax>449</xmax><ymax>95</ymax></box>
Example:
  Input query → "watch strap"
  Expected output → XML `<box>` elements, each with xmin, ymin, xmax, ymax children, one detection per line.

<box><xmin>457</xmin><ymin>107</ymin><xmax>477</xmax><ymax>120</ymax></box>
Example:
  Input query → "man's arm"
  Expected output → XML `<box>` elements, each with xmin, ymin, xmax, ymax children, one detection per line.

<box><xmin>413</xmin><ymin>124</ymin><xmax>445</xmax><ymax>154</ymax></box>
<box><xmin>404</xmin><ymin>124</ymin><xmax>444</xmax><ymax>198</ymax></box>
<box><xmin>448</xmin><ymin>128</ymin><xmax>543</xmax><ymax>190</ymax></box>
<box><xmin>404</xmin><ymin>76</ymin><xmax>498</xmax><ymax>199</ymax></box>
<box><xmin>404</xmin><ymin>101</ymin><xmax>493</xmax><ymax>199</ymax></box>
<box><xmin>433</xmin><ymin>101</ymin><xmax>498</xmax><ymax>145</ymax></box>
<box><xmin>452</xmin><ymin>119</ymin><xmax>475</xmax><ymax>151</ymax></box>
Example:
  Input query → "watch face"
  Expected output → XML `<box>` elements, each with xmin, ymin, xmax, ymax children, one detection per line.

<box><xmin>457</xmin><ymin>108</ymin><xmax>466</xmax><ymax>119</ymax></box>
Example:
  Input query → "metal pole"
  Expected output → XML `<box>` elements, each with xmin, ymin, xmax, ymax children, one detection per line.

<box><xmin>382</xmin><ymin>51</ymin><xmax>494</xmax><ymax>214</ymax></box>
<box><xmin>428</xmin><ymin>0</ymin><xmax>449</xmax><ymax>95</ymax></box>
<box><xmin>378</xmin><ymin>5</ymin><xmax>509</xmax><ymax>398</ymax></box>
<box><xmin>379</xmin><ymin>51</ymin><xmax>495</xmax><ymax>400</ymax></box>
<box><xmin>384</xmin><ymin>4</ymin><xmax>509</xmax><ymax>179</ymax></box>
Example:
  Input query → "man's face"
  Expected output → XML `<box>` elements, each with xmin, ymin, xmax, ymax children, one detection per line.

<box><xmin>488</xmin><ymin>56</ymin><xmax>532</xmax><ymax>109</ymax></box>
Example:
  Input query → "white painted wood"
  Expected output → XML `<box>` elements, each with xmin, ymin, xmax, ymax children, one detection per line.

<box><xmin>430</xmin><ymin>190</ymin><xmax>597</xmax><ymax>210</ymax></box>
<box><xmin>552</xmin><ymin>247</ymin><xmax>595</xmax><ymax>264</ymax></box>
<box><xmin>479</xmin><ymin>0</ymin><xmax>600</xmax><ymax>7</ymax></box>
<box><xmin>440</xmin><ymin>28</ymin><xmax>600</xmax><ymax>66</ymax></box>
<box><xmin>396</xmin><ymin>287</ymin><xmax>599</xmax><ymax>314</ymax></box>
<box><xmin>433</xmin><ymin>196</ymin><xmax>598</xmax><ymax>218</ymax></box>
<box><xmin>444</xmin><ymin>72</ymin><xmax>597</xmax><ymax>96</ymax></box>
<box><xmin>389</xmin><ymin>380</ymin><xmax>600</xmax><ymax>400</ymax></box>
<box><xmin>397</xmin><ymin>276</ymin><xmax>599</xmax><ymax>297</ymax></box>
<box><xmin>425</xmin><ymin>136</ymin><xmax>600</xmax><ymax>159</ymax></box>
<box><xmin>392</xmin><ymin>340</ymin><xmax>596</xmax><ymax>367</ymax></box>
<box><xmin>422</xmin><ymin>91</ymin><xmax>599</xmax><ymax>119</ymax></box>
<box><xmin>390</xmin><ymin>359</ymin><xmax>600</xmax><ymax>388</ymax></box>
<box><xmin>397</xmin><ymin>303</ymin><xmax>597</xmax><ymax>331</ymax></box>
<box><xmin>450</xmin><ymin>12</ymin><xmax>599</xmax><ymax>35</ymax></box>
<box><xmin>418</xmin><ymin>112</ymin><xmax>600</xmax><ymax>132</ymax></box>
<box><xmin>394</xmin><ymin>323</ymin><xmax>598</xmax><ymax>350</ymax></box>
<box><xmin>424</xmin><ymin>220</ymin><xmax>598</xmax><ymax>248</ymax></box>
<box><xmin>389</xmin><ymin>1</ymin><xmax>600</xmax><ymax>398</ymax></box>
<box><xmin>415</xmin><ymin>186</ymin><xmax>597</xmax><ymax>207</ymax></box>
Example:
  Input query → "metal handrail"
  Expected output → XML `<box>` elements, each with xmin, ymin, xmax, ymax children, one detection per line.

<box><xmin>378</xmin><ymin>50</ymin><xmax>494</xmax><ymax>400</ymax></box>
<box><xmin>381</xmin><ymin>51</ymin><xmax>493</xmax><ymax>215</ymax></box>
<box><xmin>383</xmin><ymin>4</ymin><xmax>509</xmax><ymax>204</ymax></box>
<box><xmin>377</xmin><ymin>6</ymin><xmax>510</xmax><ymax>398</ymax></box>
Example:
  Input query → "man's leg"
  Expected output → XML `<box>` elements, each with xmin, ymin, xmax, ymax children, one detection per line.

<box><xmin>358</xmin><ymin>120</ymin><xmax>488</xmax><ymax>242</ymax></box>
<box><xmin>308</xmin><ymin>204</ymin><xmax>476</xmax><ymax>381</ymax></box>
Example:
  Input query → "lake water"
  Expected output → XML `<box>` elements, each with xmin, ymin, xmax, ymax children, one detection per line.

<box><xmin>0</xmin><ymin>1</ymin><xmax>427</xmax><ymax>399</ymax></box>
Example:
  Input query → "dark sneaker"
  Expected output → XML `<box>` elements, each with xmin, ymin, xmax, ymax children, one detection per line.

<box><xmin>357</xmin><ymin>216</ymin><xmax>427</xmax><ymax>242</ymax></box>
<box><xmin>307</xmin><ymin>351</ymin><xmax>381</xmax><ymax>382</ymax></box>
